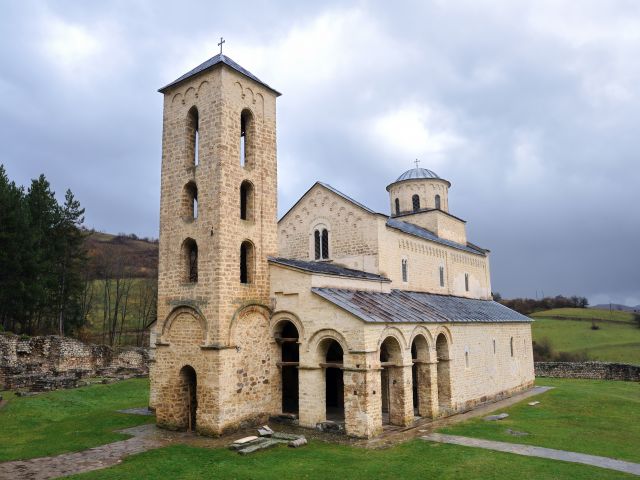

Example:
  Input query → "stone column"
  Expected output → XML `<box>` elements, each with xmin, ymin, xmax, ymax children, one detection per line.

<box><xmin>388</xmin><ymin>364</ymin><xmax>414</xmax><ymax>426</ymax></box>
<box><xmin>297</xmin><ymin>366</ymin><xmax>324</xmax><ymax>428</ymax></box>
<box><xmin>415</xmin><ymin>361</ymin><xmax>439</xmax><ymax>419</ymax></box>
<box><xmin>343</xmin><ymin>366</ymin><xmax>383</xmax><ymax>438</ymax></box>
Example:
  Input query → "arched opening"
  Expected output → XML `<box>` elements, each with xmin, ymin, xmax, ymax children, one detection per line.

<box><xmin>240</xmin><ymin>181</ymin><xmax>254</xmax><ymax>221</ymax></box>
<box><xmin>435</xmin><ymin>194</ymin><xmax>441</xmax><ymax>210</ymax></box>
<box><xmin>182</xmin><ymin>238</ymin><xmax>198</xmax><ymax>283</ymax></box>
<box><xmin>411</xmin><ymin>335</ymin><xmax>432</xmax><ymax>417</ymax></box>
<box><xmin>240</xmin><ymin>109</ymin><xmax>254</xmax><ymax>167</ymax></box>
<box><xmin>395</xmin><ymin>198</ymin><xmax>400</xmax><ymax>215</ymax></box>
<box><xmin>510</xmin><ymin>337</ymin><xmax>514</xmax><ymax>357</ymax></box>
<box><xmin>313</xmin><ymin>227</ymin><xmax>329</xmax><ymax>260</ymax></box>
<box><xmin>178</xmin><ymin>365</ymin><xmax>197</xmax><ymax>431</ymax></box>
<box><xmin>412</xmin><ymin>194</ymin><xmax>420</xmax><ymax>212</ymax></box>
<box><xmin>275</xmin><ymin>321</ymin><xmax>299</xmax><ymax>414</ymax></box>
<box><xmin>240</xmin><ymin>240</ymin><xmax>255</xmax><ymax>284</ymax></box>
<box><xmin>436</xmin><ymin>334</ymin><xmax>452</xmax><ymax>413</ymax></box>
<box><xmin>401</xmin><ymin>259</ymin><xmax>408</xmax><ymax>282</ymax></box>
<box><xmin>187</xmin><ymin>107</ymin><xmax>199</xmax><ymax>167</ymax></box>
<box><xmin>320</xmin><ymin>339</ymin><xmax>344</xmax><ymax>421</ymax></box>
<box><xmin>182</xmin><ymin>182</ymin><xmax>198</xmax><ymax>220</ymax></box>
<box><xmin>380</xmin><ymin>336</ymin><xmax>404</xmax><ymax>425</ymax></box>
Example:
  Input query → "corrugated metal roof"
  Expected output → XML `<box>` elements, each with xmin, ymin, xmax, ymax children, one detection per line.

<box><xmin>158</xmin><ymin>54</ymin><xmax>281</xmax><ymax>95</ymax></box>
<box><xmin>312</xmin><ymin>288</ymin><xmax>532</xmax><ymax>324</ymax></box>
<box><xmin>269</xmin><ymin>257</ymin><xmax>390</xmax><ymax>282</ymax></box>
<box><xmin>387</xmin><ymin>218</ymin><xmax>487</xmax><ymax>256</ymax></box>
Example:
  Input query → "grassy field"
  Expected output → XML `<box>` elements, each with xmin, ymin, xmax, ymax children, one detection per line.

<box><xmin>0</xmin><ymin>379</ymin><xmax>152</xmax><ymax>462</ymax></box>
<box><xmin>531</xmin><ymin>307</ymin><xmax>640</xmax><ymax>364</ymax></box>
<box><xmin>64</xmin><ymin>440</ymin><xmax>633</xmax><ymax>480</ymax></box>
<box><xmin>442</xmin><ymin>378</ymin><xmax>640</xmax><ymax>463</ymax></box>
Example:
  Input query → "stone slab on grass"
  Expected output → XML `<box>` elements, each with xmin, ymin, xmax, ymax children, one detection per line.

<box><xmin>483</xmin><ymin>413</ymin><xmax>509</xmax><ymax>421</ymax></box>
<box><xmin>238</xmin><ymin>438</ymin><xmax>283</xmax><ymax>455</ymax></box>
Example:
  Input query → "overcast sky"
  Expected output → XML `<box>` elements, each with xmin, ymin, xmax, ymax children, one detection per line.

<box><xmin>1</xmin><ymin>0</ymin><xmax>639</xmax><ymax>305</ymax></box>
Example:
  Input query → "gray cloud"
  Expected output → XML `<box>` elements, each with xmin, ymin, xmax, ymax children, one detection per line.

<box><xmin>1</xmin><ymin>0</ymin><xmax>638</xmax><ymax>304</ymax></box>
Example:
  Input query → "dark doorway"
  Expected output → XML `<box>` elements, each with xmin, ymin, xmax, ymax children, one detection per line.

<box><xmin>179</xmin><ymin>365</ymin><xmax>197</xmax><ymax>432</ymax></box>
<box><xmin>411</xmin><ymin>342</ymin><xmax>419</xmax><ymax>415</ymax></box>
<box><xmin>324</xmin><ymin>339</ymin><xmax>344</xmax><ymax>421</ymax></box>
<box><xmin>276</xmin><ymin>321</ymin><xmax>299</xmax><ymax>414</ymax></box>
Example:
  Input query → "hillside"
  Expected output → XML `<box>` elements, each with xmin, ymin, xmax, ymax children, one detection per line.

<box><xmin>84</xmin><ymin>231</ymin><xmax>158</xmax><ymax>279</ymax></box>
<box><xmin>531</xmin><ymin>308</ymin><xmax>640</xmax><ymax>365</ymax></box>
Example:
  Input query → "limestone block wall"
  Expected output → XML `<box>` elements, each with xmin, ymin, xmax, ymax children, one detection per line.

<box><xmin>0</xmin><ymin>333</ymin><xmax>149</xmax><ymax>390</ymax></box>
<box><xmin>277</xmin><ymin>183</ymin><xmax>380</xmax><ymax>273</ymax></box>
<box><xmin>396</xmin><ymin>210</ymin><xmax>467</xmax><ymax>245</ymax></box>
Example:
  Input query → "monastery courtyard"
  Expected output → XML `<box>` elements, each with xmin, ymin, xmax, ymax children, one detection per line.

<box><xmin>0</xmin><ymin>376</ymin><xmax>638</xmax><ymax>479</ymax></box>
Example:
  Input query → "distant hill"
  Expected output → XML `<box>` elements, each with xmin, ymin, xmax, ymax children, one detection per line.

<box><xmin>84</xmin><ymin>231</ymin><xmax>158</xmax><ymax>279</ymax></box>
<box><xmin>591</xmin><ymin>303</ymin><xmax>640</xmax><ymax>313</ymax></box>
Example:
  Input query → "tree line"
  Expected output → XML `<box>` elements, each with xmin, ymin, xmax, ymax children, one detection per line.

<box><xmin>0</xmin><ymin>165</ymin><xmax>157</xmax><ymax>345</ymax></box>
<box><xmin>494</xmin><ymin>293</ymin><xmax>589</xmax><ymax>315</ymax></box>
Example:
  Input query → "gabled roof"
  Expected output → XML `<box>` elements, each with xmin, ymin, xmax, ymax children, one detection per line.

<box><xmin>312</xmin><ymin>288</ymin><xmax>531</xmax><ymax>324</ymax></box>
<box><xmin>279</xmin><ymin>181</ymin><xmax>383</xmax><ymax>222</ymax></box>
<box><xmin>269</xmin><ymin>257</ymin><xmax>390</xmax><ymax>282</ymax></box>
<box><xmin>386</xmin><ymin>218</ymin><xmax>487</xmax><ymax>256</ymax></box>
<box><xmin>158</xmin><ymin>53</ymin><xmax>281</xmax><ymax>96</ymax></box>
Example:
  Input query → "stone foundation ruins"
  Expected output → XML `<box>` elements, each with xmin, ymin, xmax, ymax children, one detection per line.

<box><xmin>0</xmin><ymin>333</ymin><xmax>150</xmax><ymax>392</ymax></box>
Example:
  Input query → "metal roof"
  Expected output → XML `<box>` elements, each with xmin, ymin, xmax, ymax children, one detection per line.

<box><xmin>396</xmin><ymin>167</ymin><xmax>442</xmax><ymax>182</ymax></box>
<box><xmin>269</xmin><ymin>257</ymin><xmax>390</xmax><ymax>282</ymax></box>
<box><xmin>387</xmin><ymin>218</ymin><xmax>487</xmax><ymax>256</ymax></box>
<box><xmin>312</xmin><ymin>288</ymin><xmax>532</xmax><ymax>324</ymax></box>
<box><xmin>158</xmin><ymin>54</ymin><xmax>281</xmax><ymax>95</ymax></box>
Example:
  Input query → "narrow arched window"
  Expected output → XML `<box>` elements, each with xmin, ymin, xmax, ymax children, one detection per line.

<box><xmin>395</xmin><ymin>198</ymin><xmax>400</xmax><ymax>215</ymax></box>
<box><xmin>435</xmin><ymin>194</ymin><xmax>441</xmax><ymax>210</ymax></box>
<box><xmin>402</xmin><ymin>259</ymin><xmax>408</xmax><ymax>282</ymax></box>
<box><xmin>182</xmin><ymin>238</ymin><xmax>198</xmax><ymax>283</ymax></box>
<box><xmin>187</xmin><ymin>107</ymin><xmax>199</xmax><ymax>167</ymax></box>
<box><xmin>240</xmin><ymin>181</ymin><xmax>254</xmax><ymax>221</ymax></box>
<box><xmin>314</xmin><ymin>230</ymin><xmax>321</xmax><ymax>260</ymax></box>
<box><xmin>439</xmin><ymin>266</ymin><xmax>445</xmax><ymax>287</ymax></box>
<box><xmin>465</xmin><ymin>273</ymin><xmax>470</xmax><ymax>291</ymax></box>
<box><xmin>510</xmin><ymin>337</ymin><xmax>514</xmax><ymax>357</ymax></box>
<box><xmin>240</xmin><ymin>109</ymin><xmax>254</xmax><ymax>167</ymax></box>
<box><xmin>321</xmin><ymin>229</ymin><xmax>329</xmax><ymax>259</ymax></box>
<box><xmin>412</xmin><ymin>194</ymin><xmax>420</xmax><ymax>212</ymax></box>
<box><xmin>465</xmin><ymin>348</ymin><xmax>469</xmax><ymax>368</ymax></box>
<box><xmin>240</xmin><ymin>241</ymin><xmax>255</xmax><ymax>284</ymax></box>
<box><xmin>183</xmin><ymin>182</ymin><xmax>198</xmax><ymax>220</ymax></box>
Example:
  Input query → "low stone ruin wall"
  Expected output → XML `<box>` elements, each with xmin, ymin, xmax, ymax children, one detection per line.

<box><xmin>535</xmin><ymin>361</ymin><xmax>640</xmax><ymax>381</ymax></box>
<box><xmin>0</xmin><ymin>333</ymin><xmax>150</xmax><ymax>392</ymax></box>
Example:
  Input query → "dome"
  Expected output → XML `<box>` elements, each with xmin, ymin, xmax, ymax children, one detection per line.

<box><xmin>395</xmin><ymin>167</ymin><xmax>441</xmax><ymax>182</ymax></box>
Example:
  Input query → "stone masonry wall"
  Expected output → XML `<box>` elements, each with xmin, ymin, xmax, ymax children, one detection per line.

<box><xmin>0</xmin><ymin>333</ymin><xmax>149</xmax><ymax>391</ymax></box>
<box><xmin>535</xmin><ymin>362</ymin><xmax>640</xmax><ymax>381</ymax></box>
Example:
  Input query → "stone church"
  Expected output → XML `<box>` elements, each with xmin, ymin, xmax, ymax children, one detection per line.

<box><xmin>149</xmin><ymin>52</ymin><xmax>534</xmax><ymax>438</ymax></box>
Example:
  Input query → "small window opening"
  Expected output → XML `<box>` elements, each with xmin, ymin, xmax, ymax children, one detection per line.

<box><xmin>439</xmin><ymin>266</ymin><xmax>445</xmax><ymax>287</ymax></box>
<box><xmin>314</xmin><ymin>228</ymin><xmax>329</xmax><ymax>260</ymax></box>
<box><xmin>182</xmin><ymin>238</ymin><xmax>198</xmax><ymax>283</ymax></box>
<box><xmin>321</xmin><ymin>229</ymin><xmax>329</xmax><ymax>259</ymax></box>
<box><xmin>240</xmin><ymin>109</ymin><xmax>254</xmax><ymax>167</ymax></box>
<box><xmin>465</xmin><ymin>349</ymin><xmax>469</xmax><ymax>368</ymax></box>
<box><xmin>402</xmin><ymin>259</ymin><xmax>408</xmax><ymax>282</ymax></box>
<box><xmin>465</xmin><ymin>273</ymin><xmax>469</xmax><ymax>292</ymax></box>
<box><xmin>183</xmin><ymin>182</ymin><xmax>198</xmax><ymax>220</ymax></box>
<box><xmin>435</xmin><ymin>194</ymin><xmax>441</xmax><ymax>210</ymax></box>
<box><xmin>493</xmin><ymin>339</ymin><xmax>496</xmax><ymax>354</ymax></box>
<box><xmin>510</xmin><ymin>337</ymin><xmax>514</xmax><ymax>357</ymax></box>
<box><xmin>240</xmin><ymin>181</ymin><xmax>254</xmax><ymax>221</ymax></box>
<box><xmin>314</xmin><ymin>230</ymin><xmax>321</xmax><ymax>260</ymax></box>
<box><xmin>395</xmin><ymin>198</ymin><xmax>400</xmax><ymax>215</ymax></box>
<box><xmin>187</xmin><ymin>107</ymin><xmax>199</xmax><ymax>167</ymax></box>
<box><xmin>240</xmin><ymin>241</ymin><xmax>255</xmax><ymax>284</ymax></box>
<box><xmin>412</xmin><ymin>194</ymin><xmax>420</xmax><ymax>212</ymax></box>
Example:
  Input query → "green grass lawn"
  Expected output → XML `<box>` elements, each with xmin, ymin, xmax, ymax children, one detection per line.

<box><xmin>531</xmin><ymin>307</ymin><xmax>635</xmax><ymax>323</ymax></box>
<box><xmin>441</xmin><ymin>378</ymin><xmax>640</xmax><ymax>463</ymax></box>
<box><xmin>0</xmin><ymin>378</ymin><xmax>152</xmax><ymax>462</ymax></box>
<box><xmin>64</xmin><ymin>440</ymin><xmax>635</xmax><ymax>480</ymax></box>
<box><xmin>532</xmin><ymin>317</ymin><xmax>640</xmax><ymax>364</ymax></box>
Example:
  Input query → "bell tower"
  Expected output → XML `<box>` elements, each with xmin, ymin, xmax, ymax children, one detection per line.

<box><xmin>150</xmin><ymin>52</ymin><xmax>281</xmax><ymax>435</ymax></box>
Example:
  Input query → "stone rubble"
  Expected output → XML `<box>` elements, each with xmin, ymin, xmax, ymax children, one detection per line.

<box><xmin>483</xmin><ymin>413</ymin><xmax>509</xmax><ymax>421</ymax></box>
<box><xmin>229</xmin><ymin>428</ymin><xmax>307</xmax><ymax>455</ymax></box>
<box><xmin>528</xmin><ymin>401</ymin><xmax>540</xmax><ymax>406</ymax></box>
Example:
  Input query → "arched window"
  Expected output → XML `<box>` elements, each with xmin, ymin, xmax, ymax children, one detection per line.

<box><xmin>465</xmin><ymin>273</ymin><xmax>470</xmax><ymax>292</ymax></box>
<box><xmin>240</xmin><ymin>181</ymin><xmax>254</xmax><ymax>221</ymax></box>
<box><xmin>240</xmin><ymin>109</ymin><xmax>254</xmax><ymax>167</ymax></box>
<box><xmin>510</xmin><ymin>337</ymin><xmax>514</xmax><ymax>357</ymax></box>
<box><xmin>183</xmin><ymin>182</ymin><xmax>198</xmax><ymax>220</ymax></box>
<box><xmin>465</xmin><ymin>347</ymin><xmax>470</xmax><ymax>368</ymax></box>
<box><xmin>187</xmin><ymin>107</ymin><xmax>199</xmax><ymax>167</ymax></box>
<box><xmin>182</xmin><ymin>238</ymin><xmax>198</xmax><ymax>283</ymax></box>
<box><xmin>439</xmin><ymin>266</ymin><xmax>445</xmax><ymax>287</ymax></box>
<box><xmin>240</xmin><ymin>240</ymin><xmax>255</xmax><ymax>284</ymax></box>
<box><xmin>435</xmin><ymin>194</ymin><xmax>441</xmax><ymax>210</ymax></box>
<box><xmin>314</xmin><ymin>228</ymin><xmax>329</xmax><ymax>260</ymax></box>
<box><xmin>395</xmin><ymin>198</ymin><xmax>400</xmax><ymax>215</ymax></box>
<box><xmin>412</xmin><ymin>194</ymin><xmax>420</xmax><ymax>212</ymax></box>
<box><xmin>401</xmin><ymin>258</ymin><xmax>408</xmax><ymax>282</ymax></box>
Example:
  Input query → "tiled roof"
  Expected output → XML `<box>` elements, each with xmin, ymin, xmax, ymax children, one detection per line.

<box><xmin>159</xmin><ymin>54</ymin><xmax>281</xmax><ymax>95</ymax></box>
<box><xmin>269</xmin><ymin>257</ymin><xmax>390</xmax><ymax>282</ymax></box>
<box><xmin>312</xmin><ymin>288</ymin><xmax>532</xmax><ymax>324</ymax></box>
<box><xmin>386</xmin><ymin>218</ymin><xmax>487</xmax><ymax>256</ymax></box>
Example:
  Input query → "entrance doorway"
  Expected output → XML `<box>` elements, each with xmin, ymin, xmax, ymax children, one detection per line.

<box><xmin>179</xmin><ymin>365</ymin><xmax>197</xmax><ymax>431</ymax></box>
<box><xmin>275</xmin><ymin>320</ymin><xmax>299</xmax><ymax>414</ymax></box>
<box><xmin>322</xmin><ymin>339</ymin><xmax>344</xmax><ymax>421</ymax></box>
